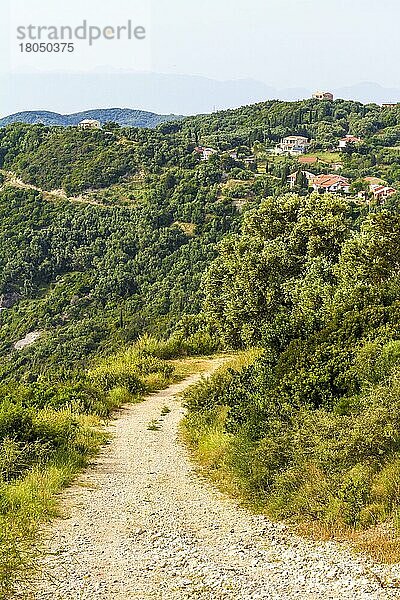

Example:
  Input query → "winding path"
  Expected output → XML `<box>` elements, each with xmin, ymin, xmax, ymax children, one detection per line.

<box><xmin>35</xmin><ymin>361</ymin><xmax>400</xmax><ymax>599</ymax></box>
<box><xmin>1</xmin><ymin>170</ymin><xmax>102</xmax><ymax>205</ymax></box>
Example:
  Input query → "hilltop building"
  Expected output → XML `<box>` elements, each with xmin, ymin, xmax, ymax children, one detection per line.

<box><xmin>79</xmin><ymin>119</ymin><xmax>101</xmax><ymax>130</ymax></box>
<box><xmin>312</xmin><ymin>91</ymin><xmax>334</xmax><ymax>101</ymax></box>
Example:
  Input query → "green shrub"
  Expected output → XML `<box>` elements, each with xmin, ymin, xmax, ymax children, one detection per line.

<box><xmin>338</xmin><ymin>464</ymin><xmax>374</xmax><ymax>526</ymax></box>
<box><xmin>354</xmin><ymin>340</ymin><xmax>400</xmax><ymax>385</ymax></box>
<box><xmin>183</xmin><ymin>358</ymin><xmax>400</xmax><ymax>535</ymax></box>
<box><xmin>106</xmin><ymin>386</ymin><xmax>133</xmax><ymax>408</ymax></box>
<box><xmin>89</xmin><ymin>363</ymin><xmax>144</xmax><ymax>394</ymax></box>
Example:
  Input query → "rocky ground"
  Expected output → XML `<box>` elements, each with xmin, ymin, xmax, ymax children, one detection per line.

<box><xmin>34</xmin><ymin>362</ymin><xmax>400</xmax><ymax>599</ymax></box>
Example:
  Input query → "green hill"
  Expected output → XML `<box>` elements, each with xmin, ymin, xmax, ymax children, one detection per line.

<box><xmin>0</xmin><ymin>108</ymin><xmax>184</xmax><ymax>128</ymax></box>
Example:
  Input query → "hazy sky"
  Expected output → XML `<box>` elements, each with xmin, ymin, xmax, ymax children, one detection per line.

<box><xmin>1</xmin><ymin>0</ymin><xmax>400</xmax><ymax>114</ymax></box>
<box><xmin>151</xmin><ymin>0</ymin><xmax>400</xmax><ymax>89</ymax></box>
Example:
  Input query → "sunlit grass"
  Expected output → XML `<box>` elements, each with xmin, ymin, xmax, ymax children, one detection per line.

<box><xmin>301</xmin><ymin>151</ymin><xmax>342</xmax><ymax>163</ymax></box>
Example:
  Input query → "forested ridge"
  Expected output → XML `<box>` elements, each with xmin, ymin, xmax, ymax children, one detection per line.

<box><xmin>0</xmin><ymin>108</ymin><xmax>184</xmax><ymax>128</ymax></box>
<box><xmin>1</xmin><ymin>97</ymin><xmax>400</xmax><ymax>594</ymax></box>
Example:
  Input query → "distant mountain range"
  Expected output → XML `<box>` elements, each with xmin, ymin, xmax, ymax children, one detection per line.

<box><xmin>333</xmin><ymin>82</ymin><xmax>400</xmax><ymax>104</ymax></box>
<box><xmin>2</xmin><ymin>71</ymin><xmax>400</xmax><ymax>118</ymax></box>
<box><xmin>0</xmin><ymin>108</ymin><xmax>184</xmax><ymax>128</ymax></box>
<box><xmin>1</xmin><ymin>73</ymin><xmax>400</xmax><ymax>124</ymax></box>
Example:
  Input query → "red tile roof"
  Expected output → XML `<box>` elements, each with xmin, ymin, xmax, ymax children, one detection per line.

<box><xmin>298</xmin><ymin>156</ymin><xmax>318</xmax><ymax>164</ymax></box>
<box><xmin>370</xmin><ymin>184</ymin><xmax>396</xmax><ymax>196</ymax></box>
<box><xmin>310</xmin><ymin>174</ymin><xmax>349</xmax><ymax>188</ymax></box>
<box><xmin>340</xmin><ymin>135</ymin><xmax>362</xmax><ymax>143</ymax></box>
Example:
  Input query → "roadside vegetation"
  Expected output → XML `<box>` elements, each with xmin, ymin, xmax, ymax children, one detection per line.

<box><xmin>182</xmin><ymin>191</ymin><xmax>400</xmax><ymax>561</ymax></box>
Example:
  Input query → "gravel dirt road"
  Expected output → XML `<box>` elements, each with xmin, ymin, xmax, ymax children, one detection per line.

<box><xmin>34</xmin><ymin>360</ymin><xmax>400</xmax><ymax>599</ymax></box>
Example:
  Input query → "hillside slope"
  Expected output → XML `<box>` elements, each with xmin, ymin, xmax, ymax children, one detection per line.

<box><xmin>1</xmin><ymin>97</ymin><xmax>400</xmax><ymax>595</ymax></box>
<box><xmin>0</xmin><ymin>108</ymin><xmax>184</xmax><ymax>128</ymax></box>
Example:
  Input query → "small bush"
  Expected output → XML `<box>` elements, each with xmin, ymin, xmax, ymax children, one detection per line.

<box><xmin>106</xmin><ymin>386</ymin><xmax>133</xmax><ymax>408</ymax></box>
<box><xmin>88</xmin><ymin>364</ymin><xmax>144</xmax><ymax>394</ymax></box>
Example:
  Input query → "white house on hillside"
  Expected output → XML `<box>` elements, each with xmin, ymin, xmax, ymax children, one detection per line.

<box><xmin>194</xmin><ymin>146</ymin><xmax>217</xmax><ymax>161</ymax></box>
<box><xmin>370</xmin><ymin>184</ymin><xmax>396</xmax><ymax>201</ymax></box>
<box><xmin>310</xmin><ymin>174</ymin><xmax>350</xmax><ymax>193</ymax></box>
<box><xmin>312</xmin><ymin>91</ymin><xmax>334</xmax><ymax>101</ymax></box>
<box><xmin>79</xmin><ymin>119</ymin><xmax>101</xmax><ymax>130</ymax></box>
<box><xmin>338</xmin><ymin>135</ymin><xmax>362</xmax><ymax>149</ymax></box>
<box><xmin>276</xmin><ymin>136</ymin><xmax>309</xmax><ymax>156</ymax></box>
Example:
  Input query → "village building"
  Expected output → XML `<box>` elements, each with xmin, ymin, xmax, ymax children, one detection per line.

<box><xmin>78</xmin><ymin>119</ymin><xmax>101</xmax><ymax>130</ymax></box>
<box><xmin>287</xmin><ymin>170</ymin><xmax>315</xmax><ymax>189</ymax></box>
<box><xmin>309</xmin><ymin>174</ymin><xmax>350</xmax><ymax>194</ymax></box>
<box><xmin>358</xmin><ymin>183</ymin><xmax>396</xmax><ymax>202</ymax></box>
<box><xmin>312</xmin><ymin>91</ymin><xmax>334</xmax><ymax>101</ymax></box>
<box><xmin>276</xmin><ymin>135</ymin><xmax>309</xmax><ymax>156</ymax></box>
<box><xmin>370</xmin><ymin>184</ymin><xmax>396</xmax><ymax>201</ymax></box>
<box><xmin>338</xmin><ymin>135</ymin><xmax>362</xmax><ymax>149</ymax></box>
<box><xmin>382</xmin><ymin>103</ymin><xmax>399</xmax><ymax>109</ymax></box>
<box><xmin>242</xmin><ymin>156</ymin><xmax>256</xmax><ymax>164</ymax></box>
<box><xmin>194</xmin><ymin>146</ymin><xmax>217</xmax><ymax>161</ymax></box>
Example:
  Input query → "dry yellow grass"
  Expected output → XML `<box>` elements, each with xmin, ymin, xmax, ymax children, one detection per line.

<box><xmin>296</xmin><ymin>520</ymin><xmax>400</xmax><ymax>564</ymax></box>
<box><xmin>170</xmin><ymin>353</ymin><xmax>234</xmax><ymax>381</ymax></box>
<box><xmin>172</xmin><ymin>221</ymin><xmax>197</xmax><ymax>237</ymax></box>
